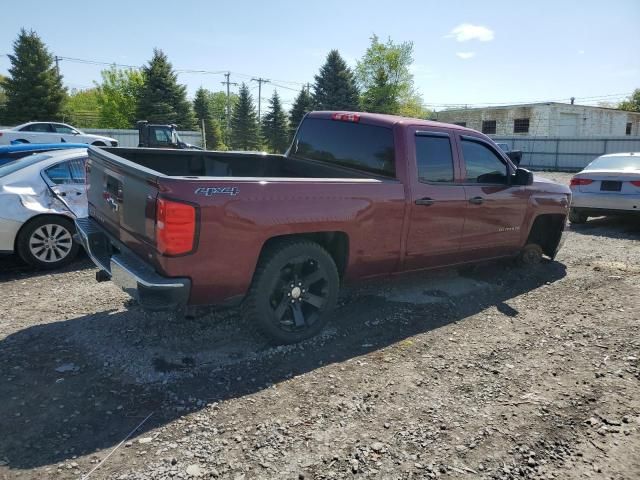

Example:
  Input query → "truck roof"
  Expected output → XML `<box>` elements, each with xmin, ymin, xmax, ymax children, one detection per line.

<box><xmin>307</xmin><ymin>111</ymin><xmax>472</xmax><ymax>132</ymax></box>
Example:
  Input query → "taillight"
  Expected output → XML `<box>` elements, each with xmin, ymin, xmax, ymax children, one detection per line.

<box><xmin>631</xmin><ymin>180</ymin><xmax>640</xmax><ymax>187</ymax></box>
<box><xmin>331</xmin><ymin>112</ymin><xmax>360</xmax><ymax>123</ymax></box>
<box><xmin>570</xmin><ymin>177</ymin><xmax>593</xmax><ymax>187</ymax></box>
<box><xmin>156</xmin><ymin>198</ymin><xmax>196</xmax><ymax>255</ymax></box>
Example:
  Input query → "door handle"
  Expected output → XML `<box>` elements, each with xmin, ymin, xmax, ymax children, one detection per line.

<box><xmin>415</xmin><ymin>197</ymin><xmax>435</xmax><ymax>206</ymax></box>
<box><xmin>468</xmin><ymin>196</ymin><xmax>484</xmax><ymax>205</ymax></box>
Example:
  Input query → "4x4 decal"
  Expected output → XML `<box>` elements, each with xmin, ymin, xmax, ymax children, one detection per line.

<box><xmin>194</xmin><ymin>186</ymin><xmax>239</xmax><ymax>197</ymax></box>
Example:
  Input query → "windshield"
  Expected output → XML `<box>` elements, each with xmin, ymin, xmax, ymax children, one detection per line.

<box><xmin>172</xmin><ymin>130</ymin><xmax>182</xmax><ymax>144</ymax></box>
<box><xmin>585</xmin><ymin>155</ymin><xmax>640</xmax><ymax>171</ymax></box>
<box><xmin>0</xmin><ymin>153</ymin><xmax>52</xmax><ymax>178</ymax></box>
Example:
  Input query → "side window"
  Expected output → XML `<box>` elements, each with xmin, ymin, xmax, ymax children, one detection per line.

<box><xmin>21</xmin><ymin>123</ymin><xmax>52</xmax><ymax>132</ymax></box>
<box><xmin>461</xmin><ymin>140</ymin><xmax>508</xmax><ymax>184</ymax></box>
<box><xmin>44</xmin><ymin>161</ymin><xmax>73</xmax><ymax>185</ymax></box>
<box><xmin>67</xmin><ymin>158</ymin><xmax>86</xmax><ymax>183</ymax></box>
<box><xmin>415</xmin><ymin>134</ymin><xmax>454</xmax><ymax>183</ymax></box>
<box><xmin>153</xmin><ymin>128</ymin><xmax>171</xmax><ymax>144</ymax></box>
<box><xmin>53</xmin><ymin>124</ymin><xmax>77</xmax><ymax>134</ymax></box>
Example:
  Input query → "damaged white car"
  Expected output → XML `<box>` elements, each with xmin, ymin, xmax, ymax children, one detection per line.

<box><xmin>0</xmin><ymin>148</ymin><xmax>87</xmax><ymax>269</ymax></box>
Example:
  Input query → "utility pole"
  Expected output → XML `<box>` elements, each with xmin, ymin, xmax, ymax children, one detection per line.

<box><xmin>54</xmin><ymin>55</ymin><xmax>61</xmax><ymax>76</ymax></box>
<box><xmin>251</xmin><ymin>77</ymin><xmax>270</xmax><ymax>122</ymax></box>
<box><xmin>305</xmin><ymin>82</ymin><xmax>312</xmax><ymax>94</ymax></box>
<box><xmin>221</xmin><ymin>72</ymin><xmax>238</xmax><ymax>143</ymax></box>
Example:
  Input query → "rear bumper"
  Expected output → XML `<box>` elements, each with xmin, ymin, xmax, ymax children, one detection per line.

<box><xmin>74</xmin><ymin>217</ymin><xmax>190</xmax><ymax>311</ymax></box>
<box><xmin>571</xmin><ymin>191</ymin><xmax>640</xmax><ymax>212</ymax></box>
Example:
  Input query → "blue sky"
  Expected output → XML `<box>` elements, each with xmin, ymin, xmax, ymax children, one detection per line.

<box><xmin>1</xmin><ymin>0</ymin><xmax>639</xmax><ymax>112</ymax></box>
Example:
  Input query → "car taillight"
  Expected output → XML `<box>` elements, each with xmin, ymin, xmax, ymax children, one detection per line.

<box><xmin>570</xmin><ymin>177</ymin><xmax>593</xmax><ymax>187</ymax></box>
<box><xmin>156</xmin><ymin>198</ymin><xmax>196</xmax><ymax>255</ymax></box>
<box><xmin>331</xmin><ymin>112</ymin><xmax>360</xmax><ymax>123</ymax></box>
<box><xmin>631</xmin><ymin>180</ymin><xmax>640</xmax><ymax>187</ymax></box>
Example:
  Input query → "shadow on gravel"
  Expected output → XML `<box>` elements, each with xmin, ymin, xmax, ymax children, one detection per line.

<box><xmin>0</xmin><ymin>260</ymin><xmax>566</xmax><ymax>472</ymax></box>
<box><xmin>569</xmin><ymin>215</ymin><xmax>640</xmax><ymax>239</ymax></box>
<box><xmin>0</xmin><ymin>252</ymin><xmax>94</xmax><ymax>282</ymax></box>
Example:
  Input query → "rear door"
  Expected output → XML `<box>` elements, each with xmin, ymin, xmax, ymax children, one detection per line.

<box><xmin>42</xmin><ymin>157</ymin><xmax>88</xmax><ymax>217</ymax></box>
<box><xmin>20</xmin><ymin>123</ymin><xmax>57</xmax><ymax>143</ymax></box>
<box><xmin>404</xmin><ymin>128</ymin><xmax>466</xmax><ymax>270</ymax></box>
<box><xmin>456</xmin><ymin>134</ymin><xmax>529</xmax><ymax>258</ymax></box>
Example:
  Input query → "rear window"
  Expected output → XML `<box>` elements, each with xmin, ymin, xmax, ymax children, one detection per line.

<box><xmin>0</xmin><ymin>154</ymin><xmax>52</xmax><ymax>178</ymax></box>
<box><xmin>585</xmin><ymin>155</ymin><xmax>640</xmax><ymax>171</ymax></box>
<box><xmin>292</xmin><ymin>118</ymin><xmax>395</xmax><ymax>177</ymax></box>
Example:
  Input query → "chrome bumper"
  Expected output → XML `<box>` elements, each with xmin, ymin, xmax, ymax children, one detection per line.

<box><xmin>75</xmin><ymin>217</ymin><xmax>190</xmax><ymax>311</ymax></box>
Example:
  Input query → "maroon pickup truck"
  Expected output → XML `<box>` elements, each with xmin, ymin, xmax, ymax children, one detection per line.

<box><xmin>76</xmin><ymin>111</ymin><xmax>570</xmax><ymax>343</ymax></box>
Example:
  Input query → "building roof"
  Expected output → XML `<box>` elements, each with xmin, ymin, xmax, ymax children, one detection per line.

<box><xmin>439</xmin><ymin>102</ymin><xmax>640</xmax><ymax>115</ymax></box>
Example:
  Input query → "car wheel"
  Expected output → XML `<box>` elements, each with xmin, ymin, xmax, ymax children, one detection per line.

<box><xmin>518</xmin><ymin>243</ymin><xmax>544</xmax><ymax>266</ymax></box>
<box><xmin>243</xmin><ymin>240</ymin><xmax>340</xmax><ymax>344</ymax></box>
<box><xmin>16</xmin><ymin>216</ymin><xmax>80</xmax><ymax>270</ymax></box>
<box><xmin>91</xmin><ymin>141</ymin><xmax>106</xmax><ymax>147</ymax></box>
<box><xmin>569</xmin><ymin>208</ymin><xmax>588</xmax><ymax>224</ymax></box>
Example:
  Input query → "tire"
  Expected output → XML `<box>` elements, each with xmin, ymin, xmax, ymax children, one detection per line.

<box><xmin>569</xmin><ymin>208</ymin><xmax>588</xmax><ymax>224</ymax></box>
<box><xmin>518</xmin><ymin>243</ymin><xmax>544</xmax><ymax>266</ymax></box>
<box><xmin>16</xmin><ymin>216</ymin><xmax>80</xmax><ymax>270</ymax></box>
<box><xmin>242</xmin><ymin>240</ymin><xmax>340</xmax><ymax>344</ymax></box>
<box><xmin>91</xmin><ymin>141</ymin><xmax>106</xmax><ymax>147</ymax></box>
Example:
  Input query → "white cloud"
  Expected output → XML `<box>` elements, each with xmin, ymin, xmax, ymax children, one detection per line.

<box><xmin>456</xmin><ymin>52</ymin><xmax>476</xmax><ymax>60</ymax></box>
<box><xmin>446</xmin><ymin>23</ymin><xmax>494</xmax><ymax>42</ymax></box>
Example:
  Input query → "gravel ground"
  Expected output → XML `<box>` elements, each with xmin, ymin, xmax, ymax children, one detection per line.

<box><xmin>0</xmin><ymin>172</ymin><xmax>639</xmax><ymax>480</ymax></box>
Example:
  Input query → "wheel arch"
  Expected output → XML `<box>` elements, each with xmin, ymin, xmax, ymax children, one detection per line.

<box><xmin>526</xmin><ymin>214</ymin><xmax>567</xmax><ymax>258</ymax></box>
<box><xmin>258</xmin><ymin>231</ymin><xmax>350</xmax><ymax>279</ymax></box>
<box><xmin>14</xmin><ymin>212</ymin><xmax>76</xmax><ymax>252</ymax></box>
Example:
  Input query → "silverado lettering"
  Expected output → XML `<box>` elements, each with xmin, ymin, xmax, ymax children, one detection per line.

<box><xmin>75</xmin><ymin>111</ymin><xmax>571</xmax><ymax>344</ymax></box>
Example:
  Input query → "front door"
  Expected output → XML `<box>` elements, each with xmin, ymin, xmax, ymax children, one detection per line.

<box><xmin>404</xmin><ymin>130</ymin><xmax>467</xmax><ymax>270</ymax></box>
<box><xmin>457</xmin><ymin>135</ymin><xmax>529</xmax><ymax>259</ymax></box>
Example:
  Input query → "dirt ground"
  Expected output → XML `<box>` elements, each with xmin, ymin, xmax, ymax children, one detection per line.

<box><xmin>0</xmin><ymin>172</ymin><xmax>639</xmax><ymax>480</ymax></box>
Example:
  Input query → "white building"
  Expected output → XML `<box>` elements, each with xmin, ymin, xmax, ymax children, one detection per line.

<box><xmin>435</xmin><ymin>102</ymin><xmax>640</xmax><ymax>137</ymax></box>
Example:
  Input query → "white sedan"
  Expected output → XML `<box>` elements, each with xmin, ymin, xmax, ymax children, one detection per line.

<box><xmin>0</xmin><ymin>149</ymin><xmax>88</xmax><ymax>269</ymax></box>
<box><xmin>569</xmin><ymin>152</ymin><xmax>640</xmax><ymax>223</ymax></box>
<box><xmin>0</xmin><ymin>122</ymin><xmax>118</xmax><ymax>147</ymax></box>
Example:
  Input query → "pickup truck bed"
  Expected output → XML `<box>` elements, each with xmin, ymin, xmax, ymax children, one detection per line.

<box><xmin>77</xmin><ymin>111</ymin><xmax>571</xmax><ymax>344</ymax></box>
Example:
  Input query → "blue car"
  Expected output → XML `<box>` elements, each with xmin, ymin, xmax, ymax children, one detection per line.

<box><xmin>0</xmin><ymin>143</ymin><xmax>89</xmax><ymax>166</ymax></box>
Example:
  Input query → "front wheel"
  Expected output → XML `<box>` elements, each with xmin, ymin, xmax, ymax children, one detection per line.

<box><xmin>243</xmin><ymin>240</ymin><xmax>340</xmax><ymax>344</ymax></box>
<box><xmin>16</xmin><ymin>216</ymin><xmax>80</xmax><ymax>269</ymax></box>
<box><xmin>569</xmin><ymin>208</ymin><xmax>588</xmax><ymax>224</ymax></box>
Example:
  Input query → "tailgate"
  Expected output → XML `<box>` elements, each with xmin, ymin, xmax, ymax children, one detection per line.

<box><xmin>86</xmin><ymin>146</ymin><xmax>159</xmax><ymax>254</ymax></box>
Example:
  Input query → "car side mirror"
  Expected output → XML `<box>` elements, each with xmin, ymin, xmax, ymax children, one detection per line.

<box><xmin>514</xmin><ymin>168</ymin><xmax>534</xmax><ymax>186</ymax></box>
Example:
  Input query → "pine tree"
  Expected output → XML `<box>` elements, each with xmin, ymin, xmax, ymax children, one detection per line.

<box><xmin>193</xmin><ymin>87</ymin><xmax>225</xmax><ymax>149</ymax></box>
<box><xmin>136</xmin><ymin>49</ymin><xmax>195</xmax><ymax>129</ymax></box>
<box><xmin>313</xmin><ymin>50</ymin><xmax>359</xmax><ymax>111</ymax></box>
<box><xmin>261</xmin><ymin>91</ymin><xmax>289</xmax><ymax>153</ymax></box>
<box><xmin>4</xmin><ymin>29</ymin><xmax>66</xmax><ymax>123</ymax></box>
<box><xmin>288</xmin><ymin>87</ymin><xmax>314</xmax><ymax>139</ymax></box>
<box><xmin>229</xmin><ymin>83</ymin><xmax>260</xmax><ymax>151</ymax></box>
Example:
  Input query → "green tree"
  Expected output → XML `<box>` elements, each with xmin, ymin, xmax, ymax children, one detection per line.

<box><xmin>229</xmin><ymin>83</ymin><xmax>260</xmax><ymax>151</ymax></box>
<box><xmin>313</xmin><ymin>50</ymin><xmax>359</xmax><ymax>111</ymax></box>
<box><xmin>0</xmin><ymin>75</ymin><xmax>7</xmax><ymax>124</ymax></box>
<box><xmin>95</xmin><ymin>66</ymin><xmax>144</xmax><ymax>128</ymax></box>
<box><xmin>618</xmin><ymin>89</ymin><xmax>640</xmax><ymax>112</ymax></box>
<box><xmin>63</xmin><ymin>88</ymin><xmax>100</xmax><ymax>128</ymax></box>
<box><xmin>136</xmin><ymin>49</ymin><xmax>195</xmax><ymax>128</ymax></box>
<box><xmin>261</xmin><ymin>91</ymin><xmax>289</xmax><ymax>153</ymax></box>
<box><xmin>3</xmin><ymin>29</ymin><xmax>66</xmax><ymax>124</ymax></box>
<box><xmin>193</xmin><ymin>87</ymin><xmax>225</xmax><ymax>150</ymax></box>
<box><xmin>356</xmin><ymin>35</ymin><xmax>417</xmax><ymax>115</ymax></box>
<box><xmin>288</xmin><ymin>87</ymin><xmax>314</xmax><ymax>139</ymax></box>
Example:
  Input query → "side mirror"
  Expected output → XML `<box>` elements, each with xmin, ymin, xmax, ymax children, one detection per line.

<box><xmin>514</xmin><ymin>168</ymin><xmax>534</xmax><ymax>186</ymax></box>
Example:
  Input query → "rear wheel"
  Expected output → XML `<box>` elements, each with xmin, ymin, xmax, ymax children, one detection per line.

<box><xmin>243</xmin><ymin>240</ymin><xmax>340</xmax><ymax>344</ymax></box>
<box><xmin>518</xmin><ymin>243</ymin><xmax>544</xmax><ymax>266</ymax></box>
<box><xmin>569</xmin><ymin>208</ymin><xmax>588</xmax><ymax>224</ymax></box>
<box><xmin>16</xmin><ymin>216</ymin><xmax>79</xmax><ymax>269</ymax></box>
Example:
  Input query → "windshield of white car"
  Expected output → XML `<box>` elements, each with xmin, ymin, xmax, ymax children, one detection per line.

<box><xmin>585</xmin><ymin>155</ymin><xmax>640</xmax><ymax>171</ymax></box>
<box><xmin>0</xmin><ymin>153</ymin><xmax>53</xmax><ymax>178</ymax></box>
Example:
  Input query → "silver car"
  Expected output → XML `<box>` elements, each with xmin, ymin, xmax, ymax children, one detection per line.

<box><xmin>0</xmin><ymin>149</ymin><xmax>88</xmax><ymax>269</ymax></box>
<box><xmin>569</xmin><ymin>152</ymin><xmax>640</xmax><ymax>223</ymax></box>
